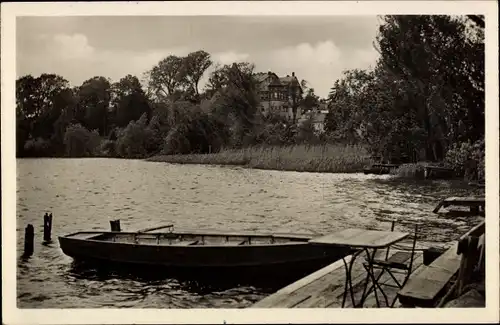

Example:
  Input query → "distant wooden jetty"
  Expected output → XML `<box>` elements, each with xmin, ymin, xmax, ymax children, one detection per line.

<box><xmin>423</xmin><ymin>166</ymin><xmax>455</xmax><ymax>179</ymax></box>
<box><xmin>363</xmin><ymin>163</ymin><xmax>456</xmax><ymax>179</ymax></box>
<box><xmin>468</xmin><ymin>181</ymin><xmax>485</xmax><ymax>188</ymax></box>
<box><xmin>433</xmin><ymin>196</ymin><xmax>485</xmax><ymax>215</ymax></box>
<box><xmin>363</xmin><ymin>164</ymin><xmax>400</xmax><ymax>175</ymax></box>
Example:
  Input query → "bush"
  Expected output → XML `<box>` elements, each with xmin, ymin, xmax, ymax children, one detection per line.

<box><xmin>98</xmin><ymin>139</ymin><xmax>116</xmax><ymax>157</ymax></box>
<box><xmin>115</xmin><ymin>113</ymin><xmax>154</xmax><ymax>158</ymax></box>
<box><xmin>162</xmin><ymin>112</ymin><xmax>229</xmax><ymax>155</ymax></box>
<box><xmin>445</xmin><ymin>139</ymin><xmax>484</xmax><ymax>181</ymax></box>
<box><xmin>63</xmin><ymin>124</ymin><xmax>101</xmax><ymax>157</ymax></box>
<box><xmin>23</xmin><ymin>137</ymin><xmax>52</xmax><ymax>157</ymax></box>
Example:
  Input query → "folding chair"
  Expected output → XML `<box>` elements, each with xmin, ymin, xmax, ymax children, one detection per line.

<box><xmin>360</xmin><ymin>220</ymin><xmax>420</xmax><ymax>307</ymax></box>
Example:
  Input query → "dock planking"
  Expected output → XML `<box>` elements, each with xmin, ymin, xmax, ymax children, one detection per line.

<box><xmin>363</xmin><ymin>164</ymin><xmax>400</xmax><ymax>175</ymax></box>
<box><xmin>396</xmin><ymin>241</ymin><xmax>460</xmax><ymax>307</ymax></box>
<box><xmin>251</xmin><ymin>249</ymin><xmax>424</xmax><ymax>308</ymax></box>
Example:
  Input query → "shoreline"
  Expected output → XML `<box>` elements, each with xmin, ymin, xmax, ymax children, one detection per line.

<box><xmin>16</xmin><ymin>153</ymin><xmax>484</xmax><ymax>185</ymax></box>
<box><xmin>146</xmin><ymin>155</ymin><xmax>368</xmax><ymax>174</ymax></box>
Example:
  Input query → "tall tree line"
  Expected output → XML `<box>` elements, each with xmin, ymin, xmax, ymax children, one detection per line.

<box><xmin>324</xmin><ymin>15</ymin><xmax>484</xmax><ymax>164</ymax></box>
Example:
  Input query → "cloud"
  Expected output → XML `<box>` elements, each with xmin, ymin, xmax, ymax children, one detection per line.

<box><xmin>50</xmin><ymin>33</ymin><xmax>95</xmax><ymax>60</ymax></box>
<box><xmin>275</xmin><ymin>41</ymin><xmax>342</xmax><ymax>66</ymax></box>
<box><xmin>213</xmin><ymin>51</ymin><xmax>250</xmax><ymax>65</ymax></box>
<box><xmin>18</xmin><ymin>33</ymin><xmax>190</xmax><ymax>86</ymax></box>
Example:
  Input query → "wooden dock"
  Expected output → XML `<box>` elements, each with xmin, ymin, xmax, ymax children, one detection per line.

<box><xmin>251</xmin><ymin>220</ymin><xmax>484</xmax><ymax>309</ymax></box>
<box><xmin>251</xmin><ymin>248</ymin><xmax>425</xmax><ymax>308</ymax></box>
<box><xmin>433</xmin><ymin>196</ymin><xmax>485</xmax><ymax>214</ymax></box>
<box><xmin>363</xmin><ymin>164</ymin><xmax>400</xmax><ymax>175</ymax></box>
<box><xmin>423</xmin><ymin>166</ymin><xmax>455</xmax><ymax>179</ymax></box>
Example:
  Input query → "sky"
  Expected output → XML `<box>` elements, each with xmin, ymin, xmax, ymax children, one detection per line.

<box><xmin>17</xmin><ymin>16</ymin><xmax>381</xmax><ymax>98</ymax></box>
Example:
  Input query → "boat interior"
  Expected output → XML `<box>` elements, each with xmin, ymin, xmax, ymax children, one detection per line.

<box><xmin>65</xmin><ymin>231</ymin><xmax>311</xmax><ymax>246</ymax></box>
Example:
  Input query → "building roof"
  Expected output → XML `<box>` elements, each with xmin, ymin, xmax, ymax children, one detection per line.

<box><xmin>254</xmin><ymin>71</ymin><xmax>300</xmax><ymax>86</ymax></box>
<box><xmin>279</xmin><ymin>76</ymin><xmax>295</xmax><ymax>84</ymax></box>
<box><xmin>254</xmin><ymin>72</ymin><xmax>269</xmax><ymax>83</ymax></box>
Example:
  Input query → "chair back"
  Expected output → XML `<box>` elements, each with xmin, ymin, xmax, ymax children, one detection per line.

<box><xmin>385</xmin><ymin>219</ymin><xmax>421</xmax><ymax>270</ymax></box>
<box><xmin>385</xmin><ymin>219</ymin><xmax>396</xmax><ymax>260</ymax></box>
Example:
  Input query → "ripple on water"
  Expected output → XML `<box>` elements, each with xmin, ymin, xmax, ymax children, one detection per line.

<box><xmin>15</xmin><ymin>158</ymin><xmax>483</xmax><ymax>309</ymax></box>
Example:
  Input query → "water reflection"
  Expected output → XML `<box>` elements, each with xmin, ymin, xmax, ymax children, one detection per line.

<box><xmin>66</xmin><ymin>259</ymin><xmax>316</xmax><ymax>295</ymax></box>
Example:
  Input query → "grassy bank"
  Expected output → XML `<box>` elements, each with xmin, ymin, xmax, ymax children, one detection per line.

<box><xmin>148</xmin><ymin>144</ymin><xmax>372</xmax><ymax>173</ymax></box>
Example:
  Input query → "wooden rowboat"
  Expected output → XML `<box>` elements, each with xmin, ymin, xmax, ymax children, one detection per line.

<box><xmin>58</xmin><ymin>226</ymin><xmax>349</xmax><ymax>275</ymax></box>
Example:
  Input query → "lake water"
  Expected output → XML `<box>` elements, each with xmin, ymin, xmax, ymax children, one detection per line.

<box><xmin>15</xmin><ymin>158</ymin><xmax>484</xmax><ymax>308</ymax></box>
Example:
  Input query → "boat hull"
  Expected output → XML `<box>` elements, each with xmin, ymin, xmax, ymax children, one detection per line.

<box><xmin>58</xmin><ymin>231</ymin><xmax>350</xmax><ymax>280</ymax></box>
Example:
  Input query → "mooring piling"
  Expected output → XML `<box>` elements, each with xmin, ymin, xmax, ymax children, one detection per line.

<box><xmin>43</xmin><ymin>212</ymin><xmax>53</xmax><ymax>243</ymax></box>
<box><xmin>110</xmin><ymin>219</ymin><xmax>121</xmax><ymax>232</ymax></box>
<box><xmin>23</xmin><ymin>224</ymin><xmax>35</xmax><ymax>257</ymax></box>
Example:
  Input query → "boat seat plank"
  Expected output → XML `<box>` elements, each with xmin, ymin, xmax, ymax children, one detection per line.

<box><xmin>67</xmin><ymin>232</ymin><xmax>104</xmax><ymax>240</ymax></box>
<box><xmin>171</xmin><ymin>240</ymin><xmax>199</xmax><ymax>246</ymax></box>
<box><xmin>219</xmin><ymin>240</ymin><xmax>246</xmax><ymax>246</ymax></box>
<box><xmin>397</xmin><ymin>242</ymin><xmax>460</xmax><ymax>307</ymax></box>
<box><xmin>137</xmin><ymin>224</ymin><xmax>174</xmax><ymax>233</ymax></box>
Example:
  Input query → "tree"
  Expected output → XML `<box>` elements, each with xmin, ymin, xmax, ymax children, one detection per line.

<box><xmin>110</xmin><ymin>74</ymin><xmax>151</xmax><ymax>128</ymax></box>
<box><xmin>183</xmin><ymin>50</ymin><xmax>212</xmax><ymax>97</ymax></box>
<box><xmin>75</xmin><ymin>76</ymin><xmax>112</xmax><ymax>136</ymax></box>
<box><xmin>16</xmin><ymin>74</ymin><xmax>69</xmax><ymax>121</ymax></box>
<box><xmin>16</xmin><ymin>73</ymin><xmax>72</xmax><ymax>155</ymax></box>
<box><xmin>324</xmin><ymin>15</ymin><xmax>484</xmax><ymax>162</ymax></box>
<box><xmin>302</xmin><ymin>88</ymin><xmax>318</xmax><ymax>109</ymax></box>
<box><xmin>147</xmin><ymin>55</ymin><xmax>187</xmax><ymax>100</ymax></box>
<box><xmin>325</xmin><ymin>69</ymin><xmax>374</xmax><ymax>144</ymax></box>
<box><xmin>375</xmin><ymin>15</ymin><xmax>484</xmax><ymax>161</ymax></box>
<box><xmin>210</xmin><ymin>62</ymin><xmax>260</xmax><ymax>147</ymax></box>
<box><xmin>206</xmin><ymin>62</ymin><xmax>255</xmax><ymax>94</ymax></box>
<box><xmin>288</xmin><ymin>77</ymin><xmax>304</xmax><ymax>125</ymax></box>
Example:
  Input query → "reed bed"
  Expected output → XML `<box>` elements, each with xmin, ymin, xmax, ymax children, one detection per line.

<box><xmin>148</xmin><ymin>144</ymin><xmax>372</xmax><ymax>173</ymax></box>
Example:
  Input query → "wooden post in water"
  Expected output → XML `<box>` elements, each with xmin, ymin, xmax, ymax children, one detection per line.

<box><xmin>23</xmin><ymin>224</ymin><xmax>34</xmax><ymax>257</ymax></box>
<box><xmin>43</xmin><ymin>213</ymin><xmax>53</xmax><ymax>242</ymax></box>
<box><xmin>110</xmin><ymin>219</ymin><xmax>121</xmax><ymax>232</ymax></box>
